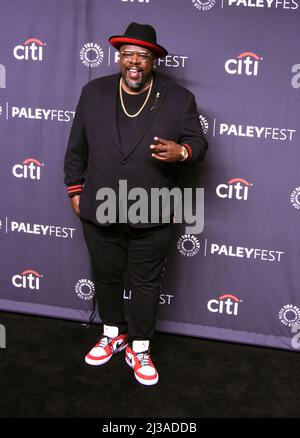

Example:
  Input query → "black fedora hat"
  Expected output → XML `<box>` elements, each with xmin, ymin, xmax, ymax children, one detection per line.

<box><xmin>109</xmin><ymin>22</ymin><xmax>168</xmax><ymax>58</ymax></box>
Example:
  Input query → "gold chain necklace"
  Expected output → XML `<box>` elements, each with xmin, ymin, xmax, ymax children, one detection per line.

<box><xmin>119</xmin><ymin>77</ymin><xmax>153</xmax><ymax>118</ymax></box>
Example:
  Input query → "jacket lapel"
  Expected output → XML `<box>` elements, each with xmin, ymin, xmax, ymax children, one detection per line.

<box><xmin>103</xmin><ymin>74</ymin><xmax>123</xmax><ymax>155</ymax></box>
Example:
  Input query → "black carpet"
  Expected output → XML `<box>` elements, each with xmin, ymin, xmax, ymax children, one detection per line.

<box><xmin>1</xmin><ymin>311</ymin><xmax>300</xmax><ymax>420</ymax></box>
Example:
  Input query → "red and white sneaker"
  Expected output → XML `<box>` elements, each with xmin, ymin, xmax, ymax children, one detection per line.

<box><xmin>125</xmin><ymin>341</ymin><xmax>159</xmax><ymax>386</ymax></box>
<box><xmin>85</xmin><ymin>325</ymin><xmax>128</xmax><ymax>366</ymax></box>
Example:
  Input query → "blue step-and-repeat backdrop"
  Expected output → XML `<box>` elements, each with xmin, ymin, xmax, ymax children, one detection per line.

<box><xmin>0</xmin><ymin>0</ymin><xmax>299</xmax><ymax>351</ymax></box>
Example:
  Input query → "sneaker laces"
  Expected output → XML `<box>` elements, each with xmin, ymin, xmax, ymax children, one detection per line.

<box><xmin>97</xmin><ymin>336</ymin><xmax>113</xmax><ymax>348</ymax></box>
<box><xmin>136</xmin><ymin>351</ymin><xmax>151</xmax><ymax>367</ymax></box>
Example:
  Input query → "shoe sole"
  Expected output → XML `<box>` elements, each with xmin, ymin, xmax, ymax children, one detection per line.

<box><xmin>85</xmin><ymin>343</ymin><xmax>128</xmax><ymax>366</ymax></box>
<box><xmin>125</xmin><ymin>356</ymin><xmax>159</xmax><ymax>386</ymax></box>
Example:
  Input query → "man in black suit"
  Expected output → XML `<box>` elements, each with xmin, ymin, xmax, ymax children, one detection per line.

<box><xmin>64</xmin><ymin>23</ymin><xmax>207</xmax><ymax>386</ymax></box>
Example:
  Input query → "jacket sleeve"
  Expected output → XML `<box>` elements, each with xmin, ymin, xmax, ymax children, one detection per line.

<box><xmin>63</xmin><ymin>86</ymin><xmax>88</xmax><ymax>198</ymax></box>
<box><xmin>178</xmin><ymin>93</ymin><xmax>208</xmax><ymax>165</ymax></box>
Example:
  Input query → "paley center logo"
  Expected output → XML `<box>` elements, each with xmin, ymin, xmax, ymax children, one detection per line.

<box><xmin>13</xmin><ymin>38</ymin><xmax>46</xmax><ymax>61</ymax></box>
<box><xmin>75</xmin><ymin>279</ymin><xmax>95</xmax><ymax>301</ymax></box>
<box><xmin>225</xmin><ymin>52</ymin><xmax>262</xmax><ymax>76</ymax></box>
<box><xmin>12</xmin><ymin>269</ymin><xmax>43</xmax><ymax>290</ymax></box>
<box><xmin>12</xmin><ymin>158</ymin><xmax>44</xmax><ymax>180</ymax></box>
<box><xmin>291</xmin><ymin>64</ymin><xmax>300</xmax><ymax>89</ymax></box>
<box><xmin>290</xmin><ymin>187</ymin><xmax>300</xmax><ymax>210</ymax></box>
<box><xmin>192</xmin><ymin>0</ymin><xmax>216</xmax><ymax>11</ymax></box>
<box><xmin>177</xmin><ymin>234</ymin><xmax>201</xmax><ymax>257</ymax></box>
<box><xmin>0</xmin><ymin>63</ymin><xmax>6</xmax><ymax>88</ymax></box>
<box><xmin>216</xmin><ymin>178</ymin><xmax>253</xmax><ymax>200</ymax></box>
<box><xmin>278</xmin><ymin>304</ymin><xmax>300</xmax><ymax>328</ymax></box>
<box><xmin>207</xmin><ymin>294</ymin><xmax>242</xmax><ymax>316</ymax></box>
<box><xmin>80</xmin><ymin>43</ymin><xmax>104</xmax><ymax>67</ymax></box>
<box><xmin>175</xmin><ymin>234</ymin><xmax>285</xmax><ymax>263</ymax></box>
<box><xmin>199</xmin><ymin>115</ymin><xmax>209</xmax><ymax>135</ymax></box>
<box><xmin>225</xmin><ymin>0</ymin><xmax>298</xmax><ymax>9</ymax></box>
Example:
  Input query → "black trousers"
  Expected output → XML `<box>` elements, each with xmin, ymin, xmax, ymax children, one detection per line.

<box><xmin>81</xmin><ymin>220</ymin><xmax>173</xmax><ymax>341</ymax></box>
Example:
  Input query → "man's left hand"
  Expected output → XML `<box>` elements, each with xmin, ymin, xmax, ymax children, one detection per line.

<box><xmin>150</xmin><ymin>136</ymin><xmax>183</xmax><ymax>162</ymax></box>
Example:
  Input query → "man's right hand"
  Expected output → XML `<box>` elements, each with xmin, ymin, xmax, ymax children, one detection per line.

<box><xmin>70</xmin><ymin>195</ymin><xmax>80</xmax><ymax>216</ymax></box>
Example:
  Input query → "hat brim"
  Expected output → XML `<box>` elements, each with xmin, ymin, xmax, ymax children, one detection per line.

<box><xmin>109</xmin><ymin>36</ymin><xmax>168</xmax><ymax>58</ymax></box>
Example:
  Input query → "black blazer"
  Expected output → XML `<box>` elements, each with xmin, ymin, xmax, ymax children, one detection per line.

<box><xmin>64</xmin><ymin>72</ymin><xmax>208</xmax><ymax>227</ymax></box>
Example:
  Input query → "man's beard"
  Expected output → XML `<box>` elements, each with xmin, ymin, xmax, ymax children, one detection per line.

<box><xmin>124</xmin><ymin>76</ymin><xmax>145</xmax><ymax>90</ymax></box>
<box><xmin>123</xmin><ymin>68</ymin><xmax>152</xmax><ymax>92</ymax></box>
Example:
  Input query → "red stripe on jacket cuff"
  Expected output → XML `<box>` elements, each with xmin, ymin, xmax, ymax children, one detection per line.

<box><xmin>68</xmin><ymin>188</ymin><xmax>83</xmax><ymax>194</ymax></box>
<box><xmin>67</xmin><ymin>184</ymin><xmax>83</xmax><ymax>191</ymax></box>
<box><xmin>67</xmin><ymin>185</ymin><xmax>83</xmax><ymax>196</ymax></box>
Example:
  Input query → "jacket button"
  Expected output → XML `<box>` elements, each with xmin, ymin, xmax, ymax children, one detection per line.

<box><xmin>121</xmin><ymin>159</ymin><xmax>126</xmax><ymax>164</ymax></box>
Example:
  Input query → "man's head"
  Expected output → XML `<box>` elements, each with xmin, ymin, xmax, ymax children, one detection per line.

<box><xmin>118</xmin><ymin>44</ymin><xmax>154</xmax><ymax>91</ymax></box>
<box><xmin>109</xmin><ymin>22</ymin><xmax>168</xmax><ymax>91</ymax></box>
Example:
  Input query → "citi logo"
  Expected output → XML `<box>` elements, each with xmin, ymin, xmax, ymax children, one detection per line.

<box><xmin>225</xmin><ymin>52</ymin><xmax>262</xmax><ymax>76</ymax></box>
<box><xmin>216</xmin><ymin>178</ymin><xmax>253</xmax><ymax>200</ymax></box>
<box><xmin>12</xmin><ymin>269</ymin><xmax>43</xmax><ymax>290</ymax></box>
<box><xmin>0</xmin><ymin>63</ymin><xmax>6</xmax><ymax>88</ymax></box>
<box><xmin>207</xmin><ymin>294</ymin><xmax>242</xmax><ymax>316</ymax></box>
<box><xmin>12</xmin><ymin>158</ymin><xmax>44</xmax><ymax>180</ymax></box>
<box><xmin>13</xmin><ymin>38</ymin><xmax>46</xmax><ymax>61</ymax></box>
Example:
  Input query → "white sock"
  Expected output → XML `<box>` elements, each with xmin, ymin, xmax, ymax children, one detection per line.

<box><xmin>103</xmin><ymin>325</ymin><xmax>119</xmax><ymax>338</ymax></box>
<box><xmin>132</xmin><ymin>340</ymin><xmax>150</xmax><ymax>353</ymax></box>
